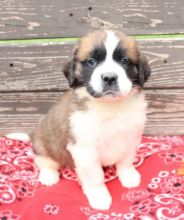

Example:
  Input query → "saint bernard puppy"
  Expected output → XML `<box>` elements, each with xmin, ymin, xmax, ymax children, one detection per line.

<box><xmin>33</xmin><ymin>30</ymin><xmax>151</xmax><ymax>210</ymax></box>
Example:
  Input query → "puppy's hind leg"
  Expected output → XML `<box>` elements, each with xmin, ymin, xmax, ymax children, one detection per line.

<box><xmin>35</xmin><ymin>155</ymin><xmax>60</xmax><ymax>186</ymax></box>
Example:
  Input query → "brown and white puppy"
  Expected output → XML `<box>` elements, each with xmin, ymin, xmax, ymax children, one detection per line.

<box><xmin>33</xmin><ymin>30</ymin><xmax>151</xmax><ymax>210</ymax></box>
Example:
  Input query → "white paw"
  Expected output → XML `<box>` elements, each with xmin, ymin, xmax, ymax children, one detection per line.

<box><xmin>39</xmin><ymin>168</ymin><xmax>60</xmax><ymax>186</ymax></box>
<box><xmin>84</xmin><ymin>185</ymin><xmax>112</xmax><ymax>210</ymax></box>
<box><xmin>117</xmin><ymin>167</ymin><xmax>141</xmax><ymax>188</ymax></box>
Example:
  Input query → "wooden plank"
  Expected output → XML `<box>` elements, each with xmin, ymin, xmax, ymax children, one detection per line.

<box><xmin>0</xmin><ymin>90</ymin><xmax>184</xmax><ymax>136</ymax></box>
<box><xmin>145</xmin><ymin>89</ymin><xmax>184</xmax><ymax>135</ymax></box>
<box><xmin>0</xmin><ymin>0</ymin><xmax>183</xmax><ymax>39</ymax></box>
<box><xmin>0</xmin><ymin>92</ymin><xmax>60</xmax><ymax>136</ymax></box>
<box><xmin>0</xmin><ymin>44</ymin><xmax>71</xmax><ymax>91</ymax></box>
<box><xmin>0</xmin><ymin>39</ymin><xmax>184</xmax><ymax>92</ymax></box>
<box><xmin>140</xmin><ymin>39</ymin><xmax>184</xmax><ymax>89</ymax></box>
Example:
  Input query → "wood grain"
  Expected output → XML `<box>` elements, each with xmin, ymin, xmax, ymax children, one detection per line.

<box><xmin>0</xmin><ymin>90</ymin><xmax>184</xmax><ymax>136</ymax></box>
<box><xmin>0</xmin><ymin>39</ymin><xmax>183</xmax><ymax>92</ymax></box>
<box><xmin>146</xmin><ymin>89</ymin><xmax>184</xmax><ymax>134</ymax></box>
<box><xmin>0</xmin><ymin>0</ymin><xmax>183</xmax><ymax>39</ymax></box>
<box><xmin>0</xmin><ymin>44</ymin><xmax>71</xmax><ymax>91</ymax></box>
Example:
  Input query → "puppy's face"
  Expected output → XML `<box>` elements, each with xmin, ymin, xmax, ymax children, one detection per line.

<box><xmin>63</xmin><ymin>30</ymin><xmax>151</xmax><ymax>98</ymax></box>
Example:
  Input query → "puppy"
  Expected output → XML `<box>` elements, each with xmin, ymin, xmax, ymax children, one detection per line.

<box><xmin>33</xmin><ymin>30</ymin><xmax>151</xmax><ymax>210</ymax></box>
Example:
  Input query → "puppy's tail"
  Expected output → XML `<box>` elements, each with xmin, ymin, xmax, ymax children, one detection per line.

<box><xmin>6</xmin><ymin>132</ymin><xmax>31</xmax><ymax>142</ymax></box>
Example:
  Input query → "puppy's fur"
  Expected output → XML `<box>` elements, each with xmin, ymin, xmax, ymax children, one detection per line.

<box><xmin>33</xmin><ymin>30</ymin><xmax>151</xmax><ymax>210</ymax></box>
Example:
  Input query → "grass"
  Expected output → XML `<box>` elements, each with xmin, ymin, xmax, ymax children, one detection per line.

<box><xmin>0</xmin><ymin>37</ymin><xmax>78</xmax><ymax>45</ymax></box>
<box><xmin>133</xmin><ymin>33</ymin><xmax>184</xmax><ymax>39</ymax></box>
<box><xmin>0</xmin><ymin>34</ymin><xmax>183</xmax><ymax>46</ymax></box>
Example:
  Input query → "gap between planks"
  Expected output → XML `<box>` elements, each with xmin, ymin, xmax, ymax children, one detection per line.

<box><xmin>1</xmin><ymin>87</ymin><xmax>184</xmax><ymax>94</ymax></box>
<box><xmin>0</xmin><ymin>34</ymin><xmax>184</xmax><ymax>46</ymax></box>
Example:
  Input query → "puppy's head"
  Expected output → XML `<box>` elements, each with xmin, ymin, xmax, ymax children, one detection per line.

<box><xmin>63</xmin><ymin>30</ymin><xmax>151</xmax><ymax>98</ymax></box>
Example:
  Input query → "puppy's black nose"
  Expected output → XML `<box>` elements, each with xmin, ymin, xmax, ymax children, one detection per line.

<box><xmin>102</xmin><ymin>74</ymin><xmax>117</xmax><ymax>86</ymax></box>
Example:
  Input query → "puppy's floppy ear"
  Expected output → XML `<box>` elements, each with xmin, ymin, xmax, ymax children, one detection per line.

<box><xmin>137</xmin><ymin>54</ymin><xmax>151</xmax><ymax>87</ymax></box>
<box><xmin>63</xmin><ymin>48</ymin><xmax>78</xmax><ymax>87</ymax></box>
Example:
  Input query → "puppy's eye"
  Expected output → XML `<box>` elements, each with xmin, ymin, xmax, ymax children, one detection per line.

<box><xmin>87</xmin><ymin>58</ymin><xmax>97</xmax><ymax>67</ymax></box>
<box><xmin>120</xmin><ymin>58</ymin><xmax>129</xmax><ymax>65</ymax></box>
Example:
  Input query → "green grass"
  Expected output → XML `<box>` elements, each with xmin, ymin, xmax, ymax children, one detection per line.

<box><xmin>0</xmin><ymin>37</ymin><xmax>78</xmax><ymax>45</ymax></box>
<box><xmin>0</xmin><ymin>34</ymin><xmax>183</xmax><ymax>45</ymax></box>
<box><xmin>133</xmin><ymin>33</ymin><xmax>184</xmax><ymax>39</ymax></box>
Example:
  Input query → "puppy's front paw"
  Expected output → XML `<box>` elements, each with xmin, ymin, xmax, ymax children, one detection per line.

<box><xmin>84</xmin><ymin>185</ymin><xmax>112</xmax><ymax>210</ymax></box>
<box><xmin>39</xmin><ymin>168</ymin><xmax>60</xmax><ymax>186</ymax></box>
<box><xmin>117</xmin><ymin>167</ymin><xmax>141</xmax><ymax>188</ymax></box>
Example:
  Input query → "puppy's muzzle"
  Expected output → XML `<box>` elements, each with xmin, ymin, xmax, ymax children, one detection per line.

<box><xmin>102</xmin><ymin>74</ymin><xmax>117</xmax><ymax>86</ymax></box>
<box><xmin>101</xmin><ymin>73</ymin><xmax>119</xmax><ymax>94</ymax></box>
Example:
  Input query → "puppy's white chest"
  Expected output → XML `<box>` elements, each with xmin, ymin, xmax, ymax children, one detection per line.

<box><xmin>68</xmin><ymin>96</ymin><xmax>146</xmax><ymax>166</ymax></box>
<box><xmin>69</xmin><ymin>110</ymin><xmax>121</xmax><ymax>164</ymax></box>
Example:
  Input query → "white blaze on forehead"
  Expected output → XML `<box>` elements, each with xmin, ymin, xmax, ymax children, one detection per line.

<box><xmin>104</xmin><ymin>31</ymin><xmax>119</xmax><ymax>60</ymax></box>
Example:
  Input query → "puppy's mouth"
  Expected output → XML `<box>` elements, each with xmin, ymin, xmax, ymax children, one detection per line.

<box><xmin>86</xmin><ymin>85</ymin><xmax>121</xmax><ymax>98</ymax></box>
<box><xmin>102</xmin><ymin>90</ymin><xmax>118</xmax><ymax>97</ymax></box>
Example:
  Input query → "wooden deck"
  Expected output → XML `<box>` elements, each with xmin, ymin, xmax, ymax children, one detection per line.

<box><xmin>0</xmin><ymin>0</ymin><xmax>184</xmax><ymax>136</ymax></box>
